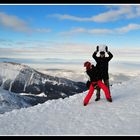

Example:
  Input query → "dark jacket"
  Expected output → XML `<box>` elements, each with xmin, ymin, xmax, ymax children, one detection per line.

<box><xmin>92</xmin><ymin>51</ymin><xmax>113</xmax><ymax>80</ymax></box>
<box><xmin>86</xmin><ymin>65</ymin><xmax>100</xmax><ymax>82</ymax></box>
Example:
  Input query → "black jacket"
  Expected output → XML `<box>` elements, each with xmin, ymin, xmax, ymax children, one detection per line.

<box><xmin>86</xmin><ymin>65</ymin><xmax>100</xmax><ymax>82</ymax></box>
<box><xmin>92</xmin><ymin>51</ymin><xmax>113</xmax><ymax>80</ymax></box>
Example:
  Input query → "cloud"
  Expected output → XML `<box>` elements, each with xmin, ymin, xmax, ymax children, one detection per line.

<box><xmin>88</xmin><ymin>29</ymin><xmax>113</xmax><ymax>34</ymax></box>
<box><xmin>93</xmin><ymin>5</ymin><xmax>134</xmax><ymax>22</ymax></box>
<box><xmin>0</xmin><ymin>41</ymin><xmax>96</xmax><ymax>60</ymax></box>
<box><xmin>34</xmin><ymin>28</ymin><xmax>51</xmax><ymax>33</ymax></box>
<box><xmin>50</xmin><ymin>5</ymin><xmax>140</xmax><ymax>23</ymax></box>
<box><xmin>115</xmin><ymin>23</ymin><xmax>140</xmax><ymax>33</ymax></box>
<box><xmin>0</xmin><ymin>12</ymin><xmax>31</xmax><ymax>33</ymax></box>
<box><xmin>0</xmin><ymin>12</ymin><xmax>51</xmax><ymax>34</ymax></box>
<box><xmin>61</xmin><ymin>27</ymin><xmax>113</xmax><ymax>35</ymax></box>
<box><xmin>0</xmin><ymin>41</ymin><xmax>140</xmax><ymax>69</ymax></box>
<box><xmin>50</xmin><ymin>14</ymin><xmax>90</xmax><ymax>22</ymax></box>
<box><xmin>60</xmin><ymin>23</ymin><xmax>140</xmax><ymax>35</ymax></box>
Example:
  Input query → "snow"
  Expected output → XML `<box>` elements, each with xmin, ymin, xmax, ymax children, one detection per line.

<box><xmin>0</xmin><ymin>63</ymin><xmax>22</xmax><ymax>90</ymax></box>
<box><xmin>0</xmin><ymin>76</ymin><xmax>140</xmax><ymax>135</ymax></box>
<box><xmin>0</xmin><ymin>88</ymin><xmax>31</xmax><ymax>114</ymax></box>
<box><xmin>0</xmin><ymin>62</ymin><xmax>25</xmax><ymax>80</ymax></box>
<box><xmin>19</xmin><ymin>92</ymin><xmax>47</xmax><ymax>97</ymax></box>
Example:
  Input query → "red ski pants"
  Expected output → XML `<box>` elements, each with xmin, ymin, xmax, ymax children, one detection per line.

<box><xmin>84</xmin><ymin>80</ymin><xmax>111</xmax><ymax>105</ymax></box>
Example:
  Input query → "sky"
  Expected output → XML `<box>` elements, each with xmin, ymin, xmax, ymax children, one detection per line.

<box><xmin>0</xmin><ymin>4</ymin><xmax>140</xmax><ymax>70</ymax></box>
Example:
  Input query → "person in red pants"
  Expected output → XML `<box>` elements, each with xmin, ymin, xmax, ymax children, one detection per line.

<box><xmin>83</xmin><ymin>61</ymin><xmax>112</xmax><ymax>106</ymax></box>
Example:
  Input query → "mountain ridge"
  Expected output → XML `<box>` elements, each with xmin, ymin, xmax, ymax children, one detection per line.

<box><xmin>0</xmin><ymin>62</ymin><xmax>86</xmax><ymax>113</ymax></box>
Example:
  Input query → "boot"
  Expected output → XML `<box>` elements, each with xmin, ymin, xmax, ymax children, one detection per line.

<box><xmin>83</xmin><ymin>103</ymin><xmax>87</xmax><ymax>106</ymax></box>
<box><xmin>95</xmin><ymin>88</ymin><xmax>100</xmax><ymax>101</ymax></box>
<box><xmin>107</xmin><ymin>97</ymin><xmax>112</xmax><ymax>102</ymax></box>
<box><xmin>95</xmin><ymin>97</ymin><xmax>100</xmax><ymax>101</ymax></box>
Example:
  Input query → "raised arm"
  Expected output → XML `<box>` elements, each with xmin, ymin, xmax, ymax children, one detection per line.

<box><xmin>92</xmin><ymin>46</ymin><xmax>99</xmax><ymax>61</ymax></box>
<box><xmin>105</xmin><ymin>46</ymin><xmax>113</xmax><ymax>61</ymax></box>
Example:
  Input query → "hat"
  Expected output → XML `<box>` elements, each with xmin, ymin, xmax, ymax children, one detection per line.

<box><xmin>84</xmin><ymin>61</ymin><xmax>92</xmax><ymax>69</ymax></box>
<box><xmin>100</xmin><ymin>51</ymin><xmax>105</xmax><ymax>55</ymax></box>
<box><xmin>84</xmin><ymin>61</ymin><xmax>91</xmax><ymax>67</ymax></box>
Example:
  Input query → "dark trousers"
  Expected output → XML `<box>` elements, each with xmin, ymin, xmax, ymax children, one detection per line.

<box><xmin>96</xmin><ymin>79</ymin><xmax>111</xmax><ymax>98</ymax></box>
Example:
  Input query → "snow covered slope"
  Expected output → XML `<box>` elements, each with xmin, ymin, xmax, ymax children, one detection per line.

<box><xmin>0</xmin><ymin>62</ymin><xmax>86</xmax><ymax>101</ymax></box>
<box><xmin>0</xmin><ymin>76</ymin><xmax>140</xmax><ymax>135</ymax></box>
<box><xmin>0</xmin><ymin>87</ymin><xmax>31</xmax><ymax>114</ymax></box>
<box><xmin>0</xmin><ymin>87</ymin><xmax>50</xmax><ymax>114</ymax></box>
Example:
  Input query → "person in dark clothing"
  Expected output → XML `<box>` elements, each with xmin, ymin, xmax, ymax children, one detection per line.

<box><xmin>83</xmin><ymin>61</ymin><xmax>112</xmax><ymax>106</ymax></box>
<box><xmin>92</xmin><ymin>46</ymin><xmax>113</xmax><ymax>101</ymax></box>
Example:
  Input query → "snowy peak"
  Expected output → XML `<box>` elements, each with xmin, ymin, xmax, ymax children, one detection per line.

<box><xmin>0</xmin><ymin>62</ymin><xmax>24</xmax><ymax>85</ymax></box>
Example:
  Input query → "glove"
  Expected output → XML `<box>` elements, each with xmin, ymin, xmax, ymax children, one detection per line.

<box><xmin>96</xmin><ymin>46</ymin><xmax>99</xmax><ymax>52</ymax></box>
<box><xmin>105</xmin><ymin>46</ymin><xmax>108</xmax><ymax>52</ymax></box>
